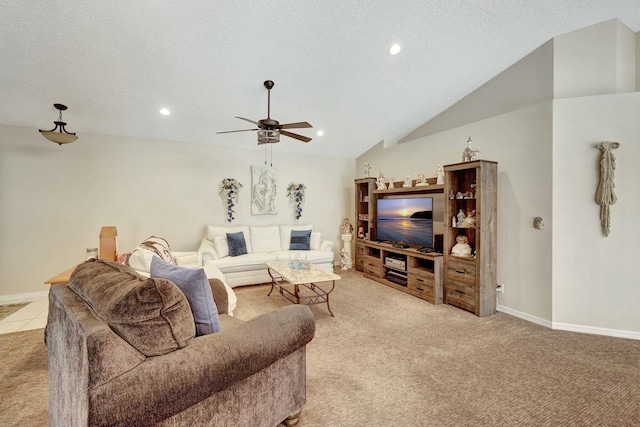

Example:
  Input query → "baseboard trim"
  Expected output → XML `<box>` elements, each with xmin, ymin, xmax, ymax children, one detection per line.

<box><xmin>0</xmin><ymin>290</ymin><xmax>49</xmax><ymax>304</ymax></box>
<box><xmin>497</xmin><ymin>304</ymin><xmax>552</xmax><ymax>328</ymax></box>
<box><xmin>498</xmin><ymin>304</ymin><xmax>640</xmax><ymax>340</ymax></box>
<box><xmin>551</xmin><ymin>322</ymin><xmax>640</xmax><ymax>341</ymax></box>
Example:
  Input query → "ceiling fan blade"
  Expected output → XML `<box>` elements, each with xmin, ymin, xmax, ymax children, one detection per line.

<box><xmin>235</xmin><ymin>116</ymin><xmax>259</xmax><ymax>125</ymax></box>
<box><xmin>280</xmin><ymin>121</ymin><xmax>312</xmax><ymax>129</ymax></box>
<box><xmin>281</xmin><ymin>130</ymin><xmax>312</xmax><ymax>143</ymax></box>
<box><xmin>216</xmin><ymin>128</ymin><xmax>259</xmax><ymax>134</ymax></box>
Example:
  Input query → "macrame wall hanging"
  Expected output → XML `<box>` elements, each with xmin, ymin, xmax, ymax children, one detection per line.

<box><xmin>595</xmin><ymin>141</ymin><xmax>620</xmax><ymax>237</ymax></box>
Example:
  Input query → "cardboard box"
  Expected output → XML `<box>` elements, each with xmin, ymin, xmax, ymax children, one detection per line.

<box><xmin>99</xmin><ymin>226</ymin><xmax>118</xmax><ymax>261</ymax></box>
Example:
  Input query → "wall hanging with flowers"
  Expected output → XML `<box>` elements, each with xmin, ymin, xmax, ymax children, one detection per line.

<box><xmin>219</xmin><ymin>178</ymin><xmax>243</xmax><ymax>222</ymax></box>
<box><xmin>286</xmin><ymin>182</ymin><xmax>306</xmax><ymax>220</ymax></box>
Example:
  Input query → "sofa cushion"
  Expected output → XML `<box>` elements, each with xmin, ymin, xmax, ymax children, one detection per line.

<box><xmin>250</xmin><ymin>225</ymin><xmax>282</xmax><ymax>253</ymax></box>
<box><xmin>151</xmin><ymin>257</ymin><xmax>221</xmax><ymax>336</ymax></box>
<box><xmin>279</xmin><ymin>224</ymin><xmax>313</xmax><ymax>250</ymax></box>
<box><xmin>227</xmin><ymin>232</ymin><xmax>248</xmax><ymax>257</ymax></box>
<box><xmin>213</xmin><ymin>236</ymin><xmax>230</xmax><ymax>258</ymax></box>
<box><xmin>290</xmin><ymin>229</ymin><xmax>311</xmax><ymax>250</ymax></box>
<box><xmin>205</xmin><ymin>252</ymin><xmax>277</xmax><ymax>270</ymax></box>
<box><xmin>207</xmin><ymin>225</ymin><xmax>252</xmax><ymax>253</ymax></box>
<box><xmin>310</xmin><ymin>232</ymin><xmax>322</xmax><ymax>250</ymax></box>
<box><xmin>69</xmin><ymin>259</ymin><xmax>195</xmax><ymax>357</ymax></box>
<box><xmin>173</xmin><ymin>252</ymin><xmax>201</xmax><ymax>268</ymax></box>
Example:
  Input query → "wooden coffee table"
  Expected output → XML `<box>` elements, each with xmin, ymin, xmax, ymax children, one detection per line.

<box><xmin>266</xmin><ymin>261</ymin><xmax>341</xmax><ymax>317</ymax></box>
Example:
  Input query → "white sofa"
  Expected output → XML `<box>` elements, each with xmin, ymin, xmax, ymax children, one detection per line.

<box><xmin>197</xmin><ymin>224</ymin><xmax>335</xmax><ymax>287</ymax></box>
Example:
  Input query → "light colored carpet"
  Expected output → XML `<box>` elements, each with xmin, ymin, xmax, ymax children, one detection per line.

<box><xmin>235</xmin><ymin>271</ymin><xmax>640</xmax><ymax>427</ymax></box>
<box><xmin>1</xmin><ymin>271</ymin><xmax>639</xmax><ymax>426</ymax></box>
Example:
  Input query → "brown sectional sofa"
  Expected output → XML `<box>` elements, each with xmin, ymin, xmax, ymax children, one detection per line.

<box><xmin>46</xmin><ymin>259</ymin><xmax>315</xmax><ymax>427</ymax></box>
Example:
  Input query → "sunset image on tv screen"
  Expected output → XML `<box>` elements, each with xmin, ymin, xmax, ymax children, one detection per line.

<box><xmin>377</xmin><ymin>197</ymin><xmax>433</xmax><ymax>247</ymax></box>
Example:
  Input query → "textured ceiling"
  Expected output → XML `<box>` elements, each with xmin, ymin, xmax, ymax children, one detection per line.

<box><xmin>1</xmin><ymin>1</ymin><xmax>639</xmax><ymax>158</ymax></box>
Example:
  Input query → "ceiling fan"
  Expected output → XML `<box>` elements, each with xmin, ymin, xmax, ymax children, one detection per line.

<box><xmin>217</xmin><ymin>80</ymin><xmax>312</xmax><ymax>144</ymax></box>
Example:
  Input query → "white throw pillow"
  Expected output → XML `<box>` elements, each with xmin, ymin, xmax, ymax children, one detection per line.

<box><xmin>310</xmin><ymin>232</ymin><xmax>322</xmax><ymax>250</ymax></box>
<box><xmin>279</xmin><ymin>224</ymin><xmax>314</xmax><ymax>250</ymax></box>
<box><xmin>174</xmin><ymin>252</ymin><xmax>201</xmax><ymax>268</ymax></box>
<box><xmin>250</xmin><ymin>225</ymin><xmax>282</xmax><ymax>253</ymax></box>
<box><xmin>213</xmin><ymin>236</ymin><xmax>230</xmax><ymax>258</ymax></box>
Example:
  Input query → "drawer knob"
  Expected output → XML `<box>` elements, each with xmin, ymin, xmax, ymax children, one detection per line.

<box><xmin>455</xmin><ymin>270</ymin><xmax>466</xmax><ymax>274</ymax></box>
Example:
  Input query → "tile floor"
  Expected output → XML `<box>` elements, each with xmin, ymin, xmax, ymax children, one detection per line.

<box><xmin>0</xmin><ymin>297</ymin><xmax>48</xmax><ymax>334</ymax></box>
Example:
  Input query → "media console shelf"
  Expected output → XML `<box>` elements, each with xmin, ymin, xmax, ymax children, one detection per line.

<box><xmin>360</xmin><ymin>240</ymin><xmax>443</xmax><ymax>305</ymax></box>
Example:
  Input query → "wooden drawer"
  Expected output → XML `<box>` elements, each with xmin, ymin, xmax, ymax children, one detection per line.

<box><xmin>356</xmin><ymin>244</ymin><xmax>365</xmax><ymax>256</ymax></box>
<box><xmin>363</xmin><ymin>257</ymin><xmax>381</xmax><ymax>277</ymax></box>
<box><xmin>408</xmin><ymin>273</ymin><xmax>433</xmax><ymax>290</ymax></box>
<box><xmin>447</xmin><ymin>258</ymin><xmax>476</xmax><ymax>284</ymax></box>
<box><xmin>408</xmin><ymin>278</ymin><xmax>434</xmax><ymax>299</ymax></box>
<box><xmin>355</xmin><ymin>250</ymin><xmax>365</xmax><ymax>272</ymax></box>
<box><xmin>446</xmin><ymin>278</ymin><xmax>476</xmax><ymax>312</ymax></box>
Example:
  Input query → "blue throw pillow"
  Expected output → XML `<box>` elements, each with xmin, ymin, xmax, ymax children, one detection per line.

<box><xmin>150</xmin><ymin>256</ymin><xmax>221</xmax><ymax>336</ymax></box>
<box><xmin>227</xmin><ymin>232</ymin><xmax>248</xmax><ymax>257</ymax></box>
<box><xmin>290</xmin><ymin>229</ymin><xmax>311</xmax><ymax>250</ymax></box>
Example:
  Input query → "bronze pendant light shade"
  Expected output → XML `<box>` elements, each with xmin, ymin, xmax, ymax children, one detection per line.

<box><xmin>39</xmin><ymin>103</ymin><xmax>78</xmax><ymax>145</ymax></box>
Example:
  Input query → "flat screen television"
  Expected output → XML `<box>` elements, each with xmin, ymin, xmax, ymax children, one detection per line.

<box><xmin>377</xmin><ymin>196</ymin><xmax>435</xmax><ymax>248</ymax></box>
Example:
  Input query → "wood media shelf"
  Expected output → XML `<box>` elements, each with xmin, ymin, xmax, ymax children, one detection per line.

<box><xmin>358</xmin><ymin>240</ymin><xmax>443</xmax><ymax>305</ymax></box>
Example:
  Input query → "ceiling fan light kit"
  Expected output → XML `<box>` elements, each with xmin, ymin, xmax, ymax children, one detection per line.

<box><xmin>217</xmin><ymin>80</ymin><xmax>312</xmax><ymax>144</ymax></box>
<box><xmin>258</xmin><ymin>130</ymin><xmax>280</xmax><ymax>144</ymax></box>
<box><xmin>39</xmin><ymin>103</ymin><xmax>78</xmax><ymax>145</ymax></box>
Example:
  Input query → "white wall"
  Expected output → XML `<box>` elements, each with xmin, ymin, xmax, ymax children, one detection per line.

<box><xmin>554</xmin><ymin>19</ymin><xmax>636</xmax><ymax>99</ymax></box>
<box><xmin>0</xmin><ymin>125</ymin><xmax>354</xmax><ymax>297</ymax></box>
<box><xmin>357</xmin><ymin>19</ymin><xmax>640</xmax><ymax>336</ymax></box>
<box><xmin>616</xmin><ymin>21</ymin><xmax>637</xmax><ymax>93</ymax></box>
<box><xmin>400</xmin><ymin>40</ymin><xmax>554</xmax><ymax>142</ymax></box>
<box><xmin>552</xmin><ymin>92</ymin><xmax>640</xmax><ymax>334</ymax></box>
<box><xmin>357</xmin><ymin>101</ymin><xmax>554</xmax><ymax>322</ymax></box>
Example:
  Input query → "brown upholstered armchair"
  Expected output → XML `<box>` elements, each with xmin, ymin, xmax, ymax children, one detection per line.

<box><xmin>46</xmin><ymin>259</ymin><xmax>315</xmax><ymax>427</ymax></box>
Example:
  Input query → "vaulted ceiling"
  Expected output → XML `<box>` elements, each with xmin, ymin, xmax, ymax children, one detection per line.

<box><xmin>1</xmin><ymin>1</ymin><xmax>639</xmax><ymax>158</ymax></box>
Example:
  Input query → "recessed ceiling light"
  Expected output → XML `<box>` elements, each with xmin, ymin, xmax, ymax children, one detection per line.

<box><xmin>159</xmin><ymin>108</ymin><xmax>171</xmax><ymax>116</ymax></box>
<box><xmin>316</xmin><ymin>130</ymin><xmax>324</xmax><ymax>136</ymax></box>
<box><xmin>388</xmin><ymin>43</ymin><xmax>402</xmax><ymax>56</ymax></box>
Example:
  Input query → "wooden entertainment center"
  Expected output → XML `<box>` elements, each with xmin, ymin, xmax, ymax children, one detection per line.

<box><xmin>360</xmin><ymin>240</ymin><xmax>443</xmax><ymax>304</ymax></box>
<box><xmin>355</xmin><ymin>160</ymin><xmax>497</xmax><ymax>316</ymax></box>
<box><xmin>355</xmin><ymin>176</ymin><xmax>445</xmax><ymax>305</ymax></box>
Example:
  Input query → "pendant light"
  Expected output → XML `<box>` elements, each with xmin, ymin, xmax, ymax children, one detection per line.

<box><xmin>39</xmin><ymin>103</ymin><xmax>78</xmax><ymax>145</ymax></box>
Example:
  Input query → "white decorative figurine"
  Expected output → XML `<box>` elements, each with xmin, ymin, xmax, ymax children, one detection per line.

<box><xmin>456</xmin><ymin>209</ymin><xmax>466</xmax><ymax>226</ymax></box>
<box><xmin>340</xmin><ymin>248</ymin><xmax>349</xmax><ymax>270</ymax></box>
<box><xmin>436</xmin><ymin>164</ymin><xmax>444</xmax><ymax>185</ymax></box>
<box><xmin>451</xmin><ymin>235</ymin><xmax>472</xmax><ymax>257</ymax></box>
<box><xmin>363</xmin><ymin>162</ymin><xmax>371</xmax><ymax>178</ymax></box>
<box><xmin>376</xmin><ymin>174</ymin><xmax>386</xmax><ymax>190</ymax></box>
<box><xmin>462</xmin><ymin>137</ymin><xmax>480</xmax><ymax>162</ymax></box>
<box><xmin>461</xmin><ymin>210</ymin><xmax>476</xmax><ymax>228</ymax></box>
<box><xmin>416</xmin><ymin>174</ymin><xmax>429</xmax><ymax>186</ymax></box>
<box><xmin>402</xmin><ymin>175</ymin><xmax>412</xmax><ymax>188</ymax></box>
<box><xmin>341</xmin><ymin>217</ymin><xmax>354</xmax><ymax>234</ymax></box>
